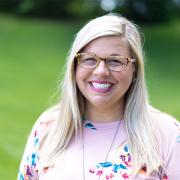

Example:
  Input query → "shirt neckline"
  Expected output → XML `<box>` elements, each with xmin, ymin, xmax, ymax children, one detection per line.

<box><xmin>84</xmin><ymin>119</ymin><xmax>124</xmax><ymax>130</ymax></box>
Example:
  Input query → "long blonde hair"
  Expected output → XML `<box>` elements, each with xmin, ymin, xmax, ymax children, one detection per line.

<box><xmin>38</xmin><ymin>13</ymin><xmax>162</xmax><ymax>174</ymax></box>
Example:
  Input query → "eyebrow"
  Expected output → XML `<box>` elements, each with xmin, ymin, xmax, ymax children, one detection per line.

<box><xmin>109</xmin><ymin>53</ymin><xmax>123</xmax><ymax>56</ymax></box>
<box><xmin>84</xmin><ymin>52</ymin><xmax>124</xmax><ymax>57</ymax></box>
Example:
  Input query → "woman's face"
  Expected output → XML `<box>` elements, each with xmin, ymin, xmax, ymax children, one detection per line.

<box><xmin>75</xmin><ymin>36</ymin><xmax>135</xmax><ymax>110</ymax></box>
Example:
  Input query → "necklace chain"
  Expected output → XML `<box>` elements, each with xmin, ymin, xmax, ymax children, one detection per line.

<box><xmin>82</xmin><ymin>120</ymin><xmax>122</xmax><ymax>180</ymax></box>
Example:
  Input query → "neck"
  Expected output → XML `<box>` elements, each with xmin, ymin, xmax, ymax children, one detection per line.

<box><xmin>85</xmin><ymin>102</ymin><xmax>124</xmax><ymax>123</ymax></box>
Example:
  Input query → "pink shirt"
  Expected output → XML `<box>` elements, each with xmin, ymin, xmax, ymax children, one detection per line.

<box><xmin>17</xmin><ymin>110</ymin><xmax>180</xmax><ymax>180</ymax></box>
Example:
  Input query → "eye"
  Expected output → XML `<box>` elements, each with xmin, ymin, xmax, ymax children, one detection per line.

<box><xmin>81</xmin><ymin>58</ymin><xmax>97</xmax><ymax>65</ymax></box>
<box><xmin>107</xmin><ymin>59</ymin><xmax>123</xmax><ymax>66</ymax></box>
<box><xmin>106</xmin><ymin>56</ymin><xmax>127</xmax><ymax>67</ymax></box>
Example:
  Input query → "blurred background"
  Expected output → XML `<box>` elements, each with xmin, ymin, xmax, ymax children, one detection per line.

<box><xmin>0</xmin><ymin>0</ymin><xmax>180</xmax><ymax>179</ymax></box>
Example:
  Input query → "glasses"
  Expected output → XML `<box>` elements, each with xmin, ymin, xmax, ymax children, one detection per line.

<box><xmin>75</xmin><ymin>52</ymin><xmax>135</xmax><ymax>72</ymax></box>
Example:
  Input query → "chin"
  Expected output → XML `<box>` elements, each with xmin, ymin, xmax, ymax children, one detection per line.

<box><xmin>88</xmin><ymin>98</ymin><xmax>114</xmax><ymax>107</ymax></box>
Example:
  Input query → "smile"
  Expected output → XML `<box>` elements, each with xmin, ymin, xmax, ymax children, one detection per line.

<box><xmin>92</xmin><ymin>82</ymin><xmax>111</xmax><ymax>89</ymax></box>
<box><xmin>89</xmin><ymin>81</ymin><xmax>113</xmax><ymax>93</ymax></box>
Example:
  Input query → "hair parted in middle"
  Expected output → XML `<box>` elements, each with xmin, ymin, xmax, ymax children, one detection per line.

<box><xmin>38</xmin><ymin>13</ymin><xmax>162</xmax><ymax>174</ymax></box>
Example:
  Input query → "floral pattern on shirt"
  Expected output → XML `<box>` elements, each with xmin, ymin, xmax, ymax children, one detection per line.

<box><xmin>89</xmin><ymin>144</ymin><xmax>132</xmax><ymax>179</ymax></box>
<box><xmin>18</xmin><ymin>129</ymin><xmax>40</xmax><ymax>180</ymax></box>
<box><xmin>18</xmin><ymin>120</ymin><xmax>50</xmax><ymax>180</ymax></box>
<box><xmin>88</xmin><ymin>143</ymin><xmax>169</xmax><ymax>180</ymax></box>
<box><xmin>85</xmin><ymin>122</ymin><xmax>97</xmax><ymax>130</ymax></box>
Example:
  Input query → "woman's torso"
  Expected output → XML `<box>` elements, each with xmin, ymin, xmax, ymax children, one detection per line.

<box><xmin>39</xmin><ymin>120</ymin><xmax>163</xmax><ymax>180</ymax></box>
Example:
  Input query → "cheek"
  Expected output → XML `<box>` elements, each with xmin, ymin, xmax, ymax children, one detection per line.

<box><xmin>114</xmin><ymin>68</ymin><xmax>134</xmax><ymax>88</ymax></box>
<box><xmin>75</xmin><ymin>67</ymin><xmax>89</xmax><ymax>88</ymax></box>
<box><xmin>116</xmin><ymin>74</ymin><xmax>132</xmax><ymax>86</ymax></box>
<box><xmin>125</xmin><ymin>64</ymin><xmax>135</xmax><ymax>83</ymax></box>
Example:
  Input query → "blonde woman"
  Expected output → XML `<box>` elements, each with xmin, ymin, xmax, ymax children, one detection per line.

<box><xmin>17</xmin><ymin>13</ymin><xmax>180</xmax><ymax>180</ymax></box>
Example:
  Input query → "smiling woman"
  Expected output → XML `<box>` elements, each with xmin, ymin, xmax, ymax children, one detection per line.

<box><xmin>75</xmin><ymin>36</ymin><xmax>135</xmax><ymax>121</ymax></box>
<box><xmin>17</xmin><ymin>13</ymin><xmax>180</xmax><ymax>180</ymax></box>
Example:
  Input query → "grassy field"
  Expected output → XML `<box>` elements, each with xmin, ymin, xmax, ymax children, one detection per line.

<box><xmin>0</xmin><ymin>14</ymin><xmax>179</xmax><ymax>179</ymax></box>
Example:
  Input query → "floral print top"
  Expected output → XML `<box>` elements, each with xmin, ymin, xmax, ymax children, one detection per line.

<box><xmin>17</xmin><ymin>109</ymin><xmax>180</xmax><ymax>180</ymax></box>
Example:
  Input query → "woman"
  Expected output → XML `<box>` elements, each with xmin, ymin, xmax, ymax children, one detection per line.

<box><xmin>17</xmin><ymin>13</ymin><xmax>180</xmax><ymax>180</ymax></box>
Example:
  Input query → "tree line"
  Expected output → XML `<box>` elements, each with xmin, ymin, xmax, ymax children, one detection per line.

<box><xmin>0</xmin><ymin>0</ymin><xmax>180</xmax><ymax>22</ymax></box>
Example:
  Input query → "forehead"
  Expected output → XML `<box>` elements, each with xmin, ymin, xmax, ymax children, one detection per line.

<box><xmin>82</xmin><ymin>35</ymin><xmax>130</xmax><ymax>57</ymax></box>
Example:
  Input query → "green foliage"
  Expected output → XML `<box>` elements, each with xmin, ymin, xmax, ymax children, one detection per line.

<box><xmin>0</xmin><ymin>0</ymin><xmax>21</xmax><ymax>12</ymax></box>
<box><xmin>0</xmin><ymin>0</ymin><xmax>179</xmax><ymax>22</ymax></box>
<box><xmin>17</xmin><ymin>0</ymin><xmax>72</xmax><ymax>18</ymax></box>
<box><xmin>120</xmin><ymin>0</ymin><xmax>176</xmax><ymax>22</ymax></box>
<box><xmin>0</xmin><ymin>15</ymin><xmax>179</xmax><ymax>179</ymax></box>
<box><xmin>66</xmin><ymin>0</ymin><xmax>96</xmax><ymax>18</ymax></box>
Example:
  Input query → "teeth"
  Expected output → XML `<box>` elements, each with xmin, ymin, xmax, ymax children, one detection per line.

<box><xmin>92</xmin><ymin>82</ymin><xmax>111</xmax><ymax>89</ymax></box>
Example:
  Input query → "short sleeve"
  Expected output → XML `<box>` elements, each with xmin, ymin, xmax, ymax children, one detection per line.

<box><xmin>17</xmin><ymin>107</ymin><xmax>57</xmax><ymax>180</ymax></box>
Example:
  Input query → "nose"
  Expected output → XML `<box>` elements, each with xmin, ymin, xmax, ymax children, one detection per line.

<box><xmin>93</xmin><ymin>60</ymin><xmax>110</xmax><ymax>76</ymax></box>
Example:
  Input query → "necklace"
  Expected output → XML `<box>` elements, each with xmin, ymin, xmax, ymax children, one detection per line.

<box><xmin>82</xmin><ymin>119</ymin><xmax>122</xmax><ymax>180</ymax></box>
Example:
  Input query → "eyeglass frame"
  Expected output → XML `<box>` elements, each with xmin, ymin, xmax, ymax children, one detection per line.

<box><xmin>75</xmin><ymin>52</ymin><xmax>136</xmax><ymax>72</ymax></box>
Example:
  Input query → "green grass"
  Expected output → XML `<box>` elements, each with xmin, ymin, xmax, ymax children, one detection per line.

<box><xmin>0</xmin><ymin>14</ymin><xmax>179</xmax><ymax>179</ymax></box>
<box><xmin>143</xmin><ymin>21</ymin><xmax>180</xmax><ymax>117</ymax></box>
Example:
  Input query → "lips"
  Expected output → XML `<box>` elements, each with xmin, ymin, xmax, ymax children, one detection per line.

<box><xmin>89</xmin><ymin>81</ymin><xmax>114</xmax><ymax>93</ymax></box>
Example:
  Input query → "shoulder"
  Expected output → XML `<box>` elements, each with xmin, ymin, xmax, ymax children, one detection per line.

<box><xmin>36</xmin><ymin>105</ymin><xmax>59</xmax><ymax>125</ymax></box>
<box><xmin>17</xmin><ymin>105</ymin><xmax>60</xmax><ymax>179</ymax></box>
<box><xmin>29</xmin><ymin>105</ymin><xmax>60</xmax><ymax>146</ymax></box>
<box><xmin>22</xmin><ymin>105</ymin><xmax>60</xmax><ymax>149</ymax></box>
<box><xmin>148</xmin><ymin>106</ymin><xmax>180</xmax><ymax>165</ymax></box>
<box><xmin>149</xmin><ymin>106</ymin><xmax>179</xmax><ymax>133</ymax></box>
<box><xmin>27</xmin><ymin>106</ymin><xmax>59</xmax><ymax>149</ymax></box>
<box><xmin>150</xmin><ymin>108</ymin><xmax>180</xmax><ymax>151</ymax></box>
